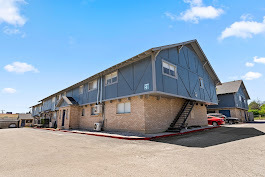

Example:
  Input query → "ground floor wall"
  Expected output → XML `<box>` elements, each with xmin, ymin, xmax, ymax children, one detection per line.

<box><xmin>55</xmin><ymin>95</ymin><xmax>209</xmax><ymax>134</ymax></box>
<box><xmin>19</xmin><ymin>119</ymin><xmax>33</xmax><ymax>127</ymax></box>
<box><xmin>207</xmin><ymin>108</ymin><xmax>248</xmax><ymax>122</ymax></box>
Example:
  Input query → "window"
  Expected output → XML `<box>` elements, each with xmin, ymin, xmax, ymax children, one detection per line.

<box><xmin>199</xmin><ymin>78</ymin><xmax>204</xmax><ymax>88</ymax></box>
<box><xmin>162</xmin><ymin>61</ymin><xmax>177</xmax><ymax>78</ymax></box>
<box><xmin>26</xmin><ymin>120</ymin><xmax>32</xmax><ymax>123</ymax></box>
<box><xmin>91</xmin><ymin>106</ymin><xmax>98</xmax><ymax>115</ymax></box>
<box><xmin>52</xmin><ymin>97</ymin><xmax>55</xmax><ymax>103</ymax></box>
<box><xmin>117</xmin><ymin>102</ymin><xmax>131</xmax><ymax>114</ymax></box>
<box><xmin>81</xmin><ymin>109</ymin><xmax>85</xmax><ymax>116</ymax></box>
<box><xmin>79</xmin><ymin>85</ymin><xmax>84</xmax><ymax>94</ymax></box>
<box><xmin>89</xmin><ymin>80</ymin><xmax>97</xmax><ymax>91</ymax></box>
<box><xmin>105</xmin><ymin>71</ymin><xmax>118</xmax><ymax>85</ymax></box>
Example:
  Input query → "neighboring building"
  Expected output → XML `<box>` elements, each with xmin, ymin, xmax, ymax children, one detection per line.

<box><xmin>18</xmin><ymin>114</ymin><xmax>34</xmax><ymax>127</ymax></box>
<box><xmin>31</xmin><ymin>39</ymin><xmax>221</xmax><ymax>133</ymax></box>
<box><xmin>0</xmin><ymin>114</ymin><xmax>19</xmax><ymax>128</ymax></box>
<box><xmin>207</xmin><ymin>80</ymin><xmax>250</xmax><ymax>122</ymax></box>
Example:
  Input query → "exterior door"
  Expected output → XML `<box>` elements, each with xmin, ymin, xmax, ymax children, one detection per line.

<box><xmin>62</xmin><ymin>110</ymin><xmax>66</xmax><ymax>127</ymax></box>
<box><xmin>219</xmin><ymin>110</ymin><xmax>231</xmax><ymax>117</ymax></box>
<box><xmin>21</xmin><ymin>120</ymin><xmax>25</xmax><ymax>127</ymax></box>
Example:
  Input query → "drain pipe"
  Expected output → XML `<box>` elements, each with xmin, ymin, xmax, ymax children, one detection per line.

<box><xmin>96</xmin><ymin>78</ymin><xmax>99</xmax><ymax>105</ymax></box>
<box><xmin>100</xmin><ymin>77</ymin><xmax>106</xmax><ymax>130</ymax></box>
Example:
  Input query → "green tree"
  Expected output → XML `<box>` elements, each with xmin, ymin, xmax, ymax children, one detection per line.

<box><xmin>248</xmin><ymin>101</ymin><xmax>261</xmax><ymax>110</ymax></box>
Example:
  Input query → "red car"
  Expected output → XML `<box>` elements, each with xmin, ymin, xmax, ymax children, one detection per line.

<box><xmin>207</xmin><ymin>116</ymin><xmax>225</xmax><ymax>126</ymax></box>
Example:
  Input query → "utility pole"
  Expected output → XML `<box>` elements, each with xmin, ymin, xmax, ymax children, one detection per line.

<box><xmin>1</xmin><ymin>110</ymin><xmax>5</xmax><ymax>114</ymax></box>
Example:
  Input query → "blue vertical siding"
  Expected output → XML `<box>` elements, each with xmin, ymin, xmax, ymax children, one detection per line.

<box><xmin>155</xmin><ymin>46</ymin><xmax>218</xmax><ymax>104</ymax></box>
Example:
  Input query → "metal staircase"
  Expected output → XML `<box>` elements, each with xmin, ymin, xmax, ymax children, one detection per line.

<box><xmin>167</xmin><ymin>100</ymin><xmax>195</xmax><ymax>132</ymax></box>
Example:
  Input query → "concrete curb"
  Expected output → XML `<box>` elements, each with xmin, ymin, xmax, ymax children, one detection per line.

<box><xmin>33</xmin><ymin>126</ymin><xmax>220</xmax><ymax>140</ymax></box>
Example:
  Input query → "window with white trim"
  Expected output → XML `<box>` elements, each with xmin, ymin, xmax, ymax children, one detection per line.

<box><xmin>79</xmin><ymin>85</ymin><xmax>84</xmax><ymax>94</ymax></box>
<box><xmin>89</xmin><ymin>80</ymin><xmax>97</xmax><ymax>91</ymax></box>
<box><xmin>117</xmin><ymin>102</ymin><xmax>131</xmax><ymax>114</ymax></box>
<box><xmin>105</xmin><ymin>71</ymin><xmax>118</xmax><ymax>85</ymax></box>
<box><xmin>199</xmin><ymin>78</ymin><xmax>204</xmax><ymax>88</ymax></box>
<box><xmin>162</xmin><ymin>61</ymin><xmax>177</xmax><ymax>78</ymax></box>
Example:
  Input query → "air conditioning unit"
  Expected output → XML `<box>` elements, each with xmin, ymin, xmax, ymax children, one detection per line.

<box><xmin>94</xmin><ymin>123</ymin><xmax>102</xmax><ymax>131</ymax></box>
<box><xmin>94</xmin><ymin>104</ymin><xmax>102</xmax><ymax>114</ymax></box>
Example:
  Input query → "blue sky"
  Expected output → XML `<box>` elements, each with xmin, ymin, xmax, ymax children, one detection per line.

<box><xmin>0</xmin><ymin>0</ymin><xmax>265</xmax><ymax>113</ymax></box>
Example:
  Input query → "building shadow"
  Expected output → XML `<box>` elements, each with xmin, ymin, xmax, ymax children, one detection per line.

<box><xmin>247</xmin><ymin>121</ymin><xmax>265</xmax><ymax>124</ymax></box>
<box><xmin>151</xmin><ymin>127</ymin><xmax>265</xmax><ymax>148</ymax></box>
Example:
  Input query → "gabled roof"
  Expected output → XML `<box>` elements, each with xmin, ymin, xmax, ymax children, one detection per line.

<box><xmin>38</xmin><ymin>39</ymin><xmax>221</xmax><ymax>102</ymax></box>
<box><xmin>56</xmin><ymin>96</ymin><xmax>79</xmax><ymax>107</ymax></box>
<box><xmin>216</xmin><ymin>80</ymin><xmax>250</xmax><ymax>99</ymax></box>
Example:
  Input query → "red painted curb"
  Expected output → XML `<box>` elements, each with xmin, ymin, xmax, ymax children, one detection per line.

<box><xmin>32</xmin><ymin>126</ymin><xmax>220</xmax><ymax>140</ymax></box>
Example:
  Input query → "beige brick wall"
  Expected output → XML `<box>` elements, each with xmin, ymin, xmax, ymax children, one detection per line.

<box><xmin>104</xmin><ymin>97</ymin><xmax>146</xmax><ymax>133</ymax></box>
<box><xmin>144</xmin><ymin>96</ymin><xmax>208</xmax><ymax>133</ymax></box>
<box><xmin>57</xmin><ymin>107</ymin><xmax>70</xmax><ymax>129</ymax></box>
<box><xmin>78</xmin><ymin>104</ymin><xmax>103</xmax><ymax>130</ymax></box>
<box><xmin>56</xmin><ymin>95</ymin><xmax>209</xmax><ymax>133</ymax></box>
<box><xmin>69</xmin><ymin>106</ymin><xmax>80</xmax><ymax>129</ymax></box>
<box><xmin>186</xmin><ymin>104</ymin><xmax>208</xmax><ymax>126</ymax></box>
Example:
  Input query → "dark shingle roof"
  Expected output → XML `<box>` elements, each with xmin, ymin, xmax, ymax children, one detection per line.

<box><xmin>216</xmin><ymin>80</ymin><xmax>250</xmax><ymax>99</ymax></box>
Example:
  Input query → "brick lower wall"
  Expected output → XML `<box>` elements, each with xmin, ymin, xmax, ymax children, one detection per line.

<box><xmin>78</xmin><ymin>104</ymin><xmax>103</xmax><ymax>130</ymax></box>
<box><xmin>104</xmin><ymin>97</ymin><xmax>145</xmax><ymax>133</ymax></box>
<box><xmin>56</xmin><ymin>95</ymin><xmax>209</xmax><ymax>133</ymax></box>
<box><xmin>144</xmin><ymin>96</ymin><xmax>208</xmax><ymax>133</ymax></box>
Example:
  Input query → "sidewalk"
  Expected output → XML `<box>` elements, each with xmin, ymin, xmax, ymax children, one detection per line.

<box><xmin>33</xmin><ymin>126</ymin><xmax>220</xmax><ymax>140</ymax></box>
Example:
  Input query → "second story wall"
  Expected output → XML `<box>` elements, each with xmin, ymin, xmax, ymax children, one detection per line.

<box><xmin>155</xmin><ymin>46</ymin><xmax>218</xmax><ymax>104</ymax></box>
<box><xmin>235</xmin><ymin>85</ymin><xmax>248</xmax><ymax>110</ymax></box>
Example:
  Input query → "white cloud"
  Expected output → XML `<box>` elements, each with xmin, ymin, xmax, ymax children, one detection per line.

<box><xmin>245</xmin><ymin>62</ymin><xmax>254</xmax><ymax>67</ymax></box>
<box><xmin>219</xmin><ymin>16</ymin><xmax>265</xmax><ymax>40</ymax></box>
<box><xmin>242</xmin><ymin>72</ymin><xmax>262</xmax><ymax>80</ymax></box>
<box><xmin>2</xmin><ymin>88</ymin><xmax>16</xmax><ymax>94</ymax></box>
<box><xmin>165</xmin><ymin>0</ymin><xmax>224</xmax><ymax>23</ymax></box>
<box><xmin>4</xmin><ymin>62</ymin><xmax>39</xmax><ymax>73</ymax></box>
<box><xmin>240</xmin><ymin>14</ymin><xmax>253</xmax><ymax>21</ymax></box>
<box><xmin>254</xmin><ymin>56</ymin><xmax>265</xmax><ymax>64</ymax></box>
<box><xmin>0</xmin><ymin>0</ymin><xmax>27</xmax><ymax>26</ymax></box>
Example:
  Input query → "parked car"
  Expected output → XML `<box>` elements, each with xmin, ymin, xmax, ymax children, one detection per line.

<box><xmin>207</xmin><ymin>113</ymin><xmax>239</xmax><ymax>124</ymax></box>
<box><xmin>207</xmin><ymin>116</ymin><xmax>225</xmax><ymax>126</ymax></box>
<box><xmin>8</xmin><ymin>123</ymin><xmax>17</xmax><ymax>128</ymax></box>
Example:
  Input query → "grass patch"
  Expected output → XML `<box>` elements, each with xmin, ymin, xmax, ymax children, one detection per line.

<box><xmin>254</xmin><ymin>117</ymin><xmax>265</xmax><ymax>120</ymax></box>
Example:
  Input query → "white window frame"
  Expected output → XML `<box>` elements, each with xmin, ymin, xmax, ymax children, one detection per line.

<box><xmin>88</xmin><ymin>79</ymin><xmax>97</xmax><ymax>91</ymax></box>
<box><xmin>162</xmin><ymin>60</ymin><xmax>177</xmax><ymax>79</ymax></box>
<box><xmin>79</xmin><ymin>85</ymin><xmax>84</xmax><ymax>94</ymax></box>
<box><xmin>105</xmin><ymin>71</ymin><xmax>118</xmax><ymax>86</ymax></box>
<box><xmin>117</xmin><ymin>102</ymin><xmax>131</xmax><ymax>114</ymax></box>
<box><xmin>199</xmin><ymin>77</ymin><xmax>204</xmax><ymax>89</ymax></box>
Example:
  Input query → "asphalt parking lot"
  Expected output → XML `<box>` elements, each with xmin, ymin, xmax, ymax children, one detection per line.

<box><xmin>0</xmin><ymin>122</ymin><xmax>265</xmax><ymax>177</ymax></box>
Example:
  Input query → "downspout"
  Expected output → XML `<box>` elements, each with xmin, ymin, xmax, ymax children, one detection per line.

<box><xmin>101</xmin><ymin>76</ymin><xmax>106</xmax><ymax>130</ymax></box>
<box><xmin>96</xmin><ymin>78</ymin><xmax>99</xmax><ymax>105</ymax></box>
